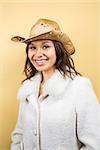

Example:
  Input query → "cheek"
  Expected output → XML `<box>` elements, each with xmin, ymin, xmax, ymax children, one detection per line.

<box><xmin>48</xmin><ymin>52</ymin><xmax>56</xmax><ymax>66</ymax></box>
<box><xmin>28</xmin><ymin>51</ymin><xmax>34</xmax><ymax>60</ymax></box>
<box><xmin>52</xmin><ymin>54</ymin><xmax>56</xmax><ymax>62</ymax></box>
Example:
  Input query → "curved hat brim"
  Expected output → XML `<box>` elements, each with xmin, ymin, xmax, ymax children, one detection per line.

<box><xmin>11</xmin><ymin>31</ymin><xmax>75</xmax><ymax>55</ymax></box>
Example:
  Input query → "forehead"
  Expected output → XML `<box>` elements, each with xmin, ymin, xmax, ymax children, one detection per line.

<box><xmin>30</xmin><ymin>39</ymin><xmax>53</xmax><ymax>45</ymax></box>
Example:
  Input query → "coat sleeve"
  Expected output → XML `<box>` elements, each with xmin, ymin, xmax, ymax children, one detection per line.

<box><xmin>10</xmin><ymin>102</ymin><xmax>24</xmax><ymax>150</ymax></box>
<box><xmin>75</xmin><ymin>77</ymin><xmax>100</xmax><ymax>150</ymax></box>
<box><xmin>10</xmin><ymin>79</ymin><xmax>30</xmax><ymax>150</ymax></box>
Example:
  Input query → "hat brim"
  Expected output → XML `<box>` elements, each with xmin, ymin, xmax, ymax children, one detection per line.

<box><xmin>11</xmin><ymin>31</ymin><xmax>75</xmax><ymax>55</ymax></box>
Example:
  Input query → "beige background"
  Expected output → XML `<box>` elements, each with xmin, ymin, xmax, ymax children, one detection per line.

<box><xmin>0</xmin><ymin>1</ymin><xmax>100</xmax><ymax>149</ymax></box>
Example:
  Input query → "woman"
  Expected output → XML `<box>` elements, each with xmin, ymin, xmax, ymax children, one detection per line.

<box><xmin>11</xmin><ymin>18</ymin><xmax>100</xmax><ymax>150</ymax></box>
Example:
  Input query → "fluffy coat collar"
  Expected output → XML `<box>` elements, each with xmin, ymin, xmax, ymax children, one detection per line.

<box><xmin>17</xmin><ymin>70</ymin><xmax>72</xmax><ymax>101</ymax></box>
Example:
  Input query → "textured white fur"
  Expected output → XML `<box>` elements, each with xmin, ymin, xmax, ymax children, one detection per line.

<box><xmin>11</xmin><ymin>70</ymin><xmax>100</xmax><ymax>150</ymax></box>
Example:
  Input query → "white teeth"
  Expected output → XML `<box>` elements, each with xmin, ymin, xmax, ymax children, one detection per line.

<box><xmin>35</xmin><ymin>59</ymin><xmax>48</xmax><ymax>65</ymax></box>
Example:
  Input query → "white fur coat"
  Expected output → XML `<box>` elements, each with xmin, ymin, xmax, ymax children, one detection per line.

<box><xmin>11</xmin><ymin>70</ymin><xmax>100</xmax><ymax>150</ymax></box>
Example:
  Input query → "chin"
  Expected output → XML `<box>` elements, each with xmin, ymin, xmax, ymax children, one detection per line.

<box><xmin>35</xmin><ymin>66</ymin><xmax>49</xmax><ymax>72</ymax></box>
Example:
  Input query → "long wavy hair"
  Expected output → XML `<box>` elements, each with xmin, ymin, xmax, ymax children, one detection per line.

<box><xmin>23</xmin><ymin>40</ymin><xmax>81</xmax><ymax>81</ymax></box>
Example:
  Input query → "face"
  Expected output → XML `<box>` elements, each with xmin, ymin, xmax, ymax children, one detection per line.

<box><xmin>28</xmin><ymin>40</ymin><xmax>56</xmax><ymax>74</ymax></box>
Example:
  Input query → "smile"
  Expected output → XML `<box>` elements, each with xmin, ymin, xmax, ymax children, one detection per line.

<box><xmin>35</xmin><ymin>59</ymin><xmax>48</xmax><ymax>66</ymax></box>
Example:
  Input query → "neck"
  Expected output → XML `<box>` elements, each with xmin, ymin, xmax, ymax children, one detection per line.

<box><xmin>41</xmin><ymin>68</ymin><xmax>55</xmax><ymax>84</ymax></box>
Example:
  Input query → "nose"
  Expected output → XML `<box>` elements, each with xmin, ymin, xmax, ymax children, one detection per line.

<box><xmin>35</xmin><ymin>49</ymin><xmax>43</xmax><ymax>57</ymax></box>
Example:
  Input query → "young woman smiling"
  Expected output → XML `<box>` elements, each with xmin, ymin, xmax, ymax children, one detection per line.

<box><xmin>11</xmin><ymin>18</ymin><xmax>100</xmax><ymax>150</ymax></box>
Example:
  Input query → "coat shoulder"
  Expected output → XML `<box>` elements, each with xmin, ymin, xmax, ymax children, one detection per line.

<box><xmin>16</xmin><ymin>73</ymin><xmax>41</xmax><ymax>101</ymax></box>
<box><xmin>17</xmin><ymin>79</ymin><xmax>32</xmax><ymax>101</ymax></box>
<box><xmin>71</xmin><ymin>75</ymin><xmax>93</xmax><ymax>89</ymax></box>
<box><xmin>72</xmin><ymin>75</ymin><xmax>99</xmax><ymax>106</ymax></box>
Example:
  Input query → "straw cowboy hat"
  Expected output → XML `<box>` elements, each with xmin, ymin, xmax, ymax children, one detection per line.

<box><xmin>11</xmin><ymin>18</ymin><xmax>75</xmax><ymax>55</ymax></box>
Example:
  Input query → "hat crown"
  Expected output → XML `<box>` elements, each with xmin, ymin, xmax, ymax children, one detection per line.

<box><xmin>11</xmin><ymin>18</ymin><xmax>75</xmax><ymax>55</ymax></box>
<box><xmin>29</xmin><ymin>18</ymin><xmax>61</xmax><ymax>38</ymax></box>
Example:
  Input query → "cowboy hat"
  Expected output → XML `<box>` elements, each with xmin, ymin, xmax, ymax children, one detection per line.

<box><xmin>11</xmin><ymin>18</ymin><xmax>75</xmax><ymax>55</ymax></box>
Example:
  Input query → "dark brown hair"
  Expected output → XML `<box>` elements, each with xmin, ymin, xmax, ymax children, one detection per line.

<box><xmin>23</xmin><ymin>40</ymin><xmax>81</xmax><ymax>81</ymax></box>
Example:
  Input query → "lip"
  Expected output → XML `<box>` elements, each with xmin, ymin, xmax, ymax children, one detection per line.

<box><xmin>34</xmin><ymin>59</ymin><xmax>48</xmax><ymax>66</ymax></box>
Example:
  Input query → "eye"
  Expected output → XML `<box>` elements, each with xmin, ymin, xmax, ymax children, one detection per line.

<box><xmin>28</xmin><ymin>45</ymin><xmax>36</xmax><ymax>50</ymax></box>
<box><xmin>43</xmin><ymin>45</ymin><xmax>50</xmax><ymax>49</ymax></box>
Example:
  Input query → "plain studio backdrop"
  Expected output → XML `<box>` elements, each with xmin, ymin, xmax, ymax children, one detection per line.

<box><xmin>0</xmin><ymin>0</ymin><xmax>100</xmax><ymax>149</ymax></box>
